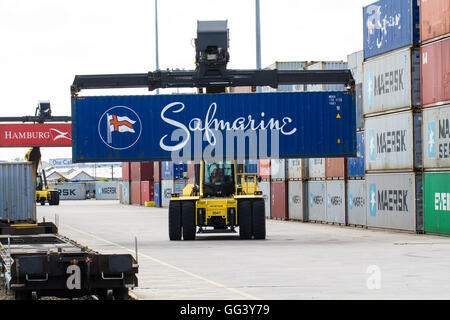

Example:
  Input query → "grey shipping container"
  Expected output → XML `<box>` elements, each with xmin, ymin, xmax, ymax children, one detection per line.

<box><xmin>347</xmin><ymin>50</ymin><xmax>363</xmax><ymax>85</ymax></box>
<box><xmin>363</xmin><ymin>47</ymin><xmax>420</xmax><ymax>116</ymax></box>
<box><xmin>271</xmin><ymin>159</ymin><xmax>287</xmax><ymax>180</ymax></box>
<box><xmin>0</xmin><ymin>162</ymin><xmax>36</xmax><ymax>223</ymax></box>
<box><xmin>258</xmin><ymin>180</ymin><xmax>271</xmax><ymax>218</ymax></box>
<box><xmin>161</xmin><ymin>179</ymin><xmax>187</xmax><ymax>207</ymax></box>
<box><xmin>263</xmin><ymin>61</ymin><xmax>308</xmax><ymax>92</ymax></box>
<box><xmin>355</xmin><ymin>83</ymin><xmax>364</xmax><ymax>131</ymax></box>
<box><xmin>54</xmin><ymin>183</ymin><xmax>87</xmax><ymax>200</ymax></box>
<box><xmin>307</xmin><ymin>158</ymin><xmax>325</xmax><ymax>179</ymax></box>
<box><xmin>306</xmin><ymin>61</ymin><xmax>348</xmax><ymax>92</ymax></box>
<box><xmin>325</xmin><ymin>180</ymin><xmax>346</xmax><ymax>224</ymax></box>
<box><xmin>346</xmin><ymin>180</ymin><xmax>367</xmax><ymax>226</ymax></box>
<box><xmin>307</xmin><ymin>180</ymin><xmax>326</xmax><ymax>222</ymax></box>
<box><xmin>422</xmin><ymin>104</ymin><xmax>450</xmax><ymax>169</ymax></box>
<box><xmin>366</xmin><ymin>172</ymin><xmax>423</xmax><ymax>232</ymax></box>
<box><xmin>121</xmin><ymin>181</ymin><xmax>130</xmax><ymax>204</ymax></box>
<box><xmin>287</xmin><ymin>159</ymin><xmax>306</xmax><ymax>180</ymax></box>
<box><xmin>95</xmin><ymin>181</ymin><xmax>119</xmax><ymax>200</ymax></box>
<box><xmin>288</xmin><ymin>180</ymin><xmax>306</xmax><ymax>221</ymax></box>
<box><xmin>365</xmin><ymin>111</ymin><xmax>422</xmax><ymax>172</ymax></box>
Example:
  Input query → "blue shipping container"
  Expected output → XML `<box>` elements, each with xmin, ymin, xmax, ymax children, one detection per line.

<box><xmin>245</xmin><ymin>160</ymin><xmax>258</xmax><ymax>173</ymax></box>
<box><xmin>161</xmin><ymin>161</ymin><xmax>186</xmax><ymax>179</ymax></box>
<box><xmin>72</xmin><ymin>92</ymin><xmax>356</xmax><ymax>162</ymax></box>
<box><xmin>347</xmin><ymin>131</ymin><xmax>365</xmax><ymax>178</ymax></box>
<box><xmin>154</xmin><ymin>182</ymin><xmax>161</xmax><ymax>207</ymax></box>
<box><xmin>363</xmin><ymin>0</ymin><xmax>419</xmax><ymax>60</ymax></box>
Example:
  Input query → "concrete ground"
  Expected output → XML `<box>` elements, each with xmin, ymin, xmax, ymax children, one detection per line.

<box><xmin>38</xmin><ymin>200</ymin><xmax>450</xmax><ymax>300</ymax></box>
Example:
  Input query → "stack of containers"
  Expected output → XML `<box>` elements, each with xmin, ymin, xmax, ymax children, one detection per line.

<box><xmin>120</xmin><ymin>162</ymin><xmax>131</xmax><ymax>204</ymax></box>
<box><xmin>154</xmin><ymin>161</ymin><xmax>161</xmax><ymax>207</ymax></box>
<box><xmin>270</xmin><ymin>159</ymin><xmax>288</xmax><ymax>220</ymax></box>
<box><xmin>306</xmin><ymin>61</ymin><xmax>348</xmax><ymax>92</ymax></box>
<box><xmin>362</xmin><ymin>0</ymin><xmax>423</xmax><ymax>233</ymax></box>
<box><xmin>130</xmin><ymin>162</ymin><xmax>154</xmax><ymax>206</ymax></box>
<box><xmin>346</xmin><ymin>51</ymin><xmax>367</xmax><ymax>227</ymax></box>
<box><xmin>287</xmin><ymin>159</ymin><xmax>307</xmax><ymax>221</ymax></box>
<box><xmin>325</xmin><ymin>158</ymin><xmax>347</xmax><ymax>225</ymax></box>
<box><xmin>307</xmin><ymin>158</ymin><xmax>326</xmax><ymax>223</ymax></box>
<box><xmin>420</xmin><ymin>0</ymin><xmax>450</xmax><ymax>236</ymax></box>
<box><xmin>161</xmin><ymin>161</ymin><xmax>187</xmax><ymax>207</ymax></box>
<box><xmin>262</xmin><ymin>61</ymin><xmax>308</xmax><ymax>92</ymax></box>
<box><xmin>258</xmin><ymin>159</ymin><xmax>271</xmax><ymax>219</ymax></box>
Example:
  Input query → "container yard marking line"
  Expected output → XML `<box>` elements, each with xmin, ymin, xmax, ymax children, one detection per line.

<box><xmin>61</xmin><ymin>223</ymin><xmax>260</xmax><ymax>300</ymax></box>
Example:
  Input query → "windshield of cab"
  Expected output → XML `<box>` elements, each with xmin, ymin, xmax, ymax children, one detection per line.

<box><xmin>204</xmin><ymin>162</ymin><xmax>233</xmax><ymax>185</ymax></box>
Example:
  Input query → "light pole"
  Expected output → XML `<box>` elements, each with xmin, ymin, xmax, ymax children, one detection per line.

<box><xmin>255</xmin><ymin>0</ymin><xmax>262</xmax><ymax>93</ymax></box>
<box><xmin>155</xmin><ymin>0</ymin><xmax>160</xmax><ymax>95</ymax></box>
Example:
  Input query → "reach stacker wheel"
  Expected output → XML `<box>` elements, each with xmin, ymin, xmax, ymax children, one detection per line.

<box><xmin>238</xmin><ymin>200</ymin><xmax>252</xmax><ymax>240</ymax></box>
<box><xmin>182</xmin><ymin>201</ymin><xmax>196</xmax><ymax>241</ymax></box>
<box><xmin>168</xmin><ymin>201</ymin><xmax>182</xmax><ymax>241</ymax></box>
<box><xmin>252</xmin><ymin>198</ymin><xmax>266</xmax><ymax>240</ymax></box>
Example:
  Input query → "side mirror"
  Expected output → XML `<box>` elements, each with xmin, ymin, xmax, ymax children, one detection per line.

<box><xmin>257</xmin><ymin>175</ymin><xmax>262</xmax><ymax>183</ymax></box>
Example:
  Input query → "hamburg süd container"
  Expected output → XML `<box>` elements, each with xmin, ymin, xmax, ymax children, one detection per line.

<box><xmin>347</xmin><ymin>131</ymin><xmax>365</xmax><ymax>178</ymax></box>
<box><xmin>54</xmin><ymin>183</ymin><xmax>87</xmax><ymax>200</ymax></box>
<box><xmin>363</xmin><ymin>47</ymin><xmax>420</xmax><ymax>116</ymax></box>
<box><xmin>325</xmin><ymin>180</ymin><xmax>346</xmax><ymax>224</ymax></box>
<box><xmin>366</xmin><ymin>172</ymin><xmax>423</xmax><ymax>232</ymax></box>
<box><xmin>365</xmin><ymin>110</ymin><xmax>422</xmax><ymax>172</ymax></box>
<box><xmin>140</xmin><ymin>181</ymin><xmax>154</xmax><ymax>205</ymax></box>
<box><xmin>287</xmin><ymin>159</ymin><xmax>306</xmax><ymax>180</ymax></box>
<box><xmin>288</xmin><ymin>180</ymin><xmax>306</xmax><ymax>221</ymax></box>
<box><xmin>258</xmin><ymin>160</ymin><xmax>271</xmax><ymax>180</ymax></box>
<box><xmin>122</xmin><ymin>162</ymin><xmax>130</xmax><ymax>181</ymax></box>
<box><xmin>421</xmin><ymin>37</ymin><xmax>450</xmax><ymax>108</ymax></box>
<box><xmin>257</xmin><ymin>180</ymin><xmax>271</xmax><ymax>218</ymax></box>
<box><xmin>346</xmin><ymin>179</ymin><xmax>367</xmax><ymax>226</ymax></box>
<box><xmin>121</xmin><ymin>181</ymin><xmax>130</xmax><ymax>204</ymax></box>
<box><xmin>154</xmin><ymin>182</ymin><xmax>161</xmax><ymax>207</ymax></box>
<box><xmin>131</xmin><ymin>181</ymin><xmax>141</xmax><ymax>205</ymax></box>
<box><xmin>306</xmin><ymin>61</ymin><xmax>348</xmax><ymax>92</ymax></box>
<box><xmin>423</xmin><ymin>104</ymin><xmax>450</xmax><ymax>169</ymax></box>
<box><xmin>271</xmin><ymin>159</ymin><xmax>287</xmax><ymax>180</ymax></box>
<box><xmin>130</xmin><ymin>162</ymin><xmax>154</xmax><ymax>181</ymax></box>
<box><xmin>0</xmin><ymin>162</ymin><xmax>36</xmax><ymax>223</ymax></box>
<box><xmin>95</xmin><ymin>181</ymin><xmax>119</xmax><ymax>200</ymax></box>
<box><xmin>307</xmin><ymin>180</ymin><xmax>326</xmax><ymax>222</ymax></box>
<box><xmin>347</xmin><ymin>50</ymin><xmax>364</xmax><ymax>85</ymax></box>
<box><xmin>420</xmin><ymin>0</ymin><xmax>450</xmax><ymax>43</ymax></box>
<box><xmin>325</xmin><ymin>158</ymin><xmax>346</xmax><ymax>180</ymax></box>
<box><xmin>271</xmin><ymin>181</ymin><xmax>288</xmax><ymax>220</ymax></box>
<box><xmin>363</xmin><ymin>0</ymin><xmax>419</xmax><ymax>60</ymax></box>
<box><xmin>424</xmin><ymin>171</ymin><xmax>450</xmax><ymax>235</ymax></box>
<box><xmin>307</xmin><ymin>158</ymin><xmax>325</xmax><ymax>180</ymax></box>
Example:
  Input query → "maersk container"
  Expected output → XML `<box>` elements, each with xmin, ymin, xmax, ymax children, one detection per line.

<box><xmin>271</xmin><ymin>159</ymin><xmax>287</xmax><ymax>180</ymax></box>
<box><xmin>0</xmin><ymin>162</ymin><xmax>36</xmax><ymax>223</ymax></box>
<box><xmin>258</xmin><ymin>160</ymin><xmax>271</xmax><ymax>180</ymax></box>
<box><xmin>424</xmin><ymin>171</ymin><xmax>450</xmax><ymax>235</ymax></box>
<box><xmin>307</xmin><ymin>158</ymin><xmax>325</xmax><ymax>179</ymax></box>
<box><xmin>421</xmin><ymin>37</ymin><xmax>450</xmax><ymax>108</ymax></box>
<box><xmin>258</xmin><ymin>180</ymin><xmax>271</xmax><ymax>218</ymax></box>
<box><xmin>347</xmin><ymin>131</ymin><xmax>365</xmax><ymax>178</ymax></box>
<box><xmin>271</xmin><ymin>181</ymin><xmax>288</xmax><ymax>220</ymax></box>
<box><xmin>306</xmin><ymin>61</ymin><xmax>348</xmax><ymax>92</ymax></box>
<box><xmin>121</xmin><ymin>181</ymin><xmax>130</xmax><ymax>204</ymax></box>
<box><xmin>54</xmin><ymin>183</ymin><xmax>86</xmax><ymax>200</ymax></box>
<box><xmin>325</xmin><ymin>180</ymin><xmax>346</xmax><ymax>224</ymax></box>
<box><xmin>160</xmin><ymin>179</ymin><xmax>187</xmax><ymax>207</ymax></box>
<box><xmin>363</xmin><ymin>47</ymin><xmax>420</xmax><ymax>116</ymax></box>
<box><xmin>95</xmin><ymin>181</ymin><xmax>119</xmax><ymax>200</ymax></box>
<box><xmin>287</xmin><ymin>159</ymin><xmax>306</xmax><ymax>180</ymax></box>
<box><xmin>154</xmin><ymin>182</ymin><xmax>161</xmax><ymax>207</ymax></box>
<box><xmin>363</xmin><ymin>0</ymin><xmax>420</xmax><ymax>60</ymax></box>
<box><xmin>423</xmin><ymin>104</ymin><xmax>450</xmax><ymax>169</ymax></box>
<box><xmin>288</xmin><ymin>180</ymin><xmax>306</xmax><ymax>221</ymax></box>
<box><xmin>307</xmin><ymin>180</ymin><xmax>326</xmax><ymax>222</ymax></box>
<box><xmin>346</xmin><ymin>180</ymin><xmax>367</xmax><ymax>226</ymax></box>
<box><xmin>365</xmin><ymin>110</ymin><xmax>422</xmax><ymax>172</ymax></box>
<box><xmin>366</xmin><ymin>172</ymin><xmax>423</xmax><ymax>232</ymax></box>
<box><xmin>420</xmin><ymin>0</ymin><xmax>450</xmax><ymax>43</ymax></box>
<box><xmin>347</xmin><ymin>51</ymin><xmax>363</xmax><ymax>85</ymax></box>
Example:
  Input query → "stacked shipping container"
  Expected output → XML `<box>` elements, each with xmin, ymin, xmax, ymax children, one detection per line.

<box><xmin>161</xmin><ymin>161</ymin><xmax>187</xmax><ymax>207</ymax></box>
<box><xmin>120</xmin><ymin>162</ymin><xmax>131</xmax><ymax>204</ymax></box>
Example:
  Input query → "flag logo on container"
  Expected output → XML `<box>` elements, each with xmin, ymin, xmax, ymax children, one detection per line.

<box><xmin>98</xmin><ymin>106</ymin><xmax>142</xmax><ymax>150</ymax></box>
<box><xmin>366</xmin><ymin>72</ymin><xmax>374</xmax><ymax>105</ymax></box>
<box><xmin>369</xmin><ymin>184</ymin><xmax>377</xmax><ymax>216</ymax></box>
<box><xmin>428</xmin><ymin>122</ymin><xmax>436</xmax><ymax>159</ymax></box>
<box><xmin>368</xmin><ymin>129</ymin><xmax>376</xmax><ymax>161</ymax></box>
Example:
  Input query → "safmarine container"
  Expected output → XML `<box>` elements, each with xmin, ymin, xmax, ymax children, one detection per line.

<box><xmin>131</xmin><ymin>181</ymin><xmax>141</xmax><ymax>205</ymax></box>
<box><xmin>154</xmin><ymin>161</ymin><xmax>161</xmax><ymax>182</ymax></box>
<box><xmin>306</xmin><ymin>61</ymin><xmax>348</xmax><ymax>92</ymax></box>
<box><xmin>347</xmin><ymin>50</ymin><xmax>363</xmax><ymax>85</ymax></box>
<box><xmin>122</xmin><ymin>162</ymin><xmax>130</xmax><ymax>181</ymax></box>
<box><xmin>140</xmin><ymin>181</ymin><xmax>154</xmax><ymax>205</ymax></box>
<box><xmin>365</xmin><ymin>110</ymin><xmax>422</xmax><ymax>172</ymax></box>
<box><xmin>0</xmin><ymin>162</ymin><xmax>36</xmax><ymax>222</ymax></box>
<box><xmin>271</xmin><ymin>181</ymin><xmax>288</xmax><ymax>220</ymax></box>
<box><xmin>423</xmin><ymin>104</ymin><xmax>450</xmax><ymax>169</ymax></box>
<box><xmin>288</xmin><ymin>180</ymin><xmax>306</xmax><ymax>221</ymax></box>
<box><xmin>95</xmin><ymin>181</ymin><xmax>119</xmax><ymax>200</ymax></box>
<box><xmin>154</xmin><ymin>182</ymin><xmax>161</xmax><ymax>207</ymax></box>
<box><xmin>54</xmin><ymin>183</ymin><xmax>87</xmax><ymax>200</ymax></box>
<box><xmin>346</xmin><ymin>180</ymin><xmax>367</xmax><ymax>226</ymax></box>
<box><xmin>271</xmin><ymin>159</ymin><xmax>287</xmax><ymax>180</ymax></box>
<box><xmin>420</xmin><ymin>0</ymin><xmax>450</xmax><ymax>43</ymax></box>
<box><xmin>366</xmin><ymin>172</ymin><xmax>423</xmax><ymax>232</ymax></box>
<box><xmin>421</xmin><ymin>37</ymin><xmax>450</xmax><ymax>108</ymax></box>
<box><xmin>363</xmin><ymin>0</ymin><xmax>419</xmax><ymax>60</ymax></box>
<box><xmin>325</xmin><ymin>158</ymin><xmax>346</xmax><ymax>180</ymax></box>
<box><xmin>363</xmin><ymin>47</ymin><xmax>420</xmax><ymax>116</ymax></box>
<box><xmin>347</xmin><ymin>131</ymin><xmax>365</xmax><ymax>178</ymax></box>
<box><xmin>307</xmin><ymin>158</ymin><xmax>325</xmax><ymax>179</ymax></box>
<box><xmin>258</xmin><ymin>160</ymin><xmax>271</xmax><ymax>180</ymax></box>
<box><xmin>130</xmin><ymin>162</ymin><xmax>154</xmax><ymax>181</ymax></box>
<box><xmin>258</xmin><ymin>180</ymin><xmax>271</xmax><ymax>218</ymax></box>
<box><xmin>121</xmin><ymin>181</ymin><xmax>130</xmax><ymax>204</ymax></box>
<box><xmin>307</xmin><ymin>180</ymin><xmax>326</xmax><ymax>222</ymax></box>
<box><xmin>287</xmin><ymin>159</ymin><xmax>306</xmax><ymax>180</ymax></box>
<box><xmin>424</xmin><ymin>171</ymin><xmax>450</xmax><ymax>235</ymax></box>
<box><xmin>325</xmin><ymin>180</ymin><xmax>346</xmax><ymax>224</ymax></box>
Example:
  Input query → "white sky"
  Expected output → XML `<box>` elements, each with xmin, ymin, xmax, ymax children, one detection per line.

<box><xmin>0</xmin><ymin>0</ymin><xmax>373</xmax><ymax>162</ymax></box>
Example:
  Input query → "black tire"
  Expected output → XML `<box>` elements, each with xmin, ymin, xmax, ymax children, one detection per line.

<box><xmin>15</xmin><ymin>290</ymin><xmax>32</xmax><ymax>300</ymax></box>
<box><xmin>113</xmin><ymin>288</ymin><xmax>130</xmax><ymax>300</ymax></box>
<box><xmin>40</xmin><ymin>200</ymin><xmax>46</xmax><ymax>206</ymax></box>
<box><xmin>168</xmin><ymin>201</ymin><xmax>182</xmax><ymax>241</ymax></box>
<box><xmin>238</xmin><ymin>200</ymin><xmax>252</xmax><ymax>240</ymax></box>
<box><xmin>49</xmin><ymin>191</ymin><xmax>60</xmax><ymax>206</ymax></box>
<box><xmin>182</xmin><ymin>201</ymin><xmax>196</xmax><ymax>241</ymax></box>
<box><xmin>252</xmin><ymin>198</ymin><xmax>266</xmax><ymax>240</ymax></box>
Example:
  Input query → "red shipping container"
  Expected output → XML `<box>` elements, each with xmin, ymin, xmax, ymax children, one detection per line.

<box><xmin>119</xmin><ymin>183</ymin><xmax>123</xmax><ymax>203</ymax></box>
<box><xmin>130</xmin><ymin>162</ymin><xmax>154</xmax><ymax>181</ymax></box>
<box><xmin>421</xmin><ymin>37</ymin><xmax>450</xmax><ymax>108</ymax></box>
<box><xmin>271</xmin><ymin>181</ymin><xmax>288</xmax><ymax>220</ymax></box>
<box><xmin>154</xmin><ymin>161</ymin><xmax>161</xmax><ymax>182</ymax></box>
<box><xmin>131</xmin><ymin>181</ymin><xmax>141</xmax><ymax>205</ymax></box>
<box><xmin>0</xmin><ymin>123</ymin><xmax>72</xmax><ymax>147</ymax></box>
<box><xmin>187</xmin><ymin>161</ymin><xmax>195</xmax><ymax>184</ymax></box>
<box><xmin>325</xmin><ymin>158</ymin><xmax>346</xmax><ymax>179</ymax></box>
<box><xmin>122</xmin><ymin>162</ymin><xmax>130</xmax><ymax>181</ymax></box>
<box><xmin>140</xmin><ymin>181</ymin><xmax>155</xmax><ymax>205</ymax></box>
<box><xmin>258</xmin><ymin>160</ymin><xmax>271</xmax><ymax>180</ymax></box>
<box><xmin>420</xmin><ymin>0</ymin><xmax>450</xmax><ymax>43</ymax></box>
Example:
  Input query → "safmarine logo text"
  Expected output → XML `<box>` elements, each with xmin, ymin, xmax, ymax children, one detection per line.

<box><xmin>98</xmin><ymin>106</ymin><xmax>142</xmax><ymax>150</ymax></box>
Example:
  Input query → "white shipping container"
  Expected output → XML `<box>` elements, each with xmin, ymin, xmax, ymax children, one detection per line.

<box><xmin>54</xmin><ymin>183</ymin><xmax>87</xmax><ymax>200</ymax></box>
<box><xmin>347</xmin><ymin>50</ymin><xmax>363</xmax><ymax>84</ymax></box>
<box><xmin>270</xmin><ymin>159</ymin><xmax>287</xmax><ymax>180</ymax></box>
<box><xmin>306</xmin><ymin>61</ymin><xmax>348</xmax><ymax>92</ymax></box>
<box><xmin>422</xmin><ymin>104</ymin><xmax>450</xmax><ymax>169</ymax></box>
<box><xmin>288</xmin><ymin>159</ymin><xmax>306</xmax><ymax>180</ymax></box>
<box><xmin>307</xmin><ymin>158</ymin><xmax>325</xmax><ymax>179</ymax></box>
<box><xmin>346</xmin><ymin>180</ymin><xmax>367</xmax><ymax>226</ymax></box>
<box><xmin>258</xmin><ymin>180</ymin><xmax>271</xmax><ymax>218</ymax></box>
<box><xmin>326</xmin><ymin>180</ymin><xmax>346</xmax><ymax>224</ymax></box>
<box><xmin>288</xmin><ymin>180</ymin><xmax>306</xmax><ymax>221</ymax></box>
<box><xmin>307</xmin><ymin>180</ymin><xmax>326</xmax><ymax>222</ymax></box>
<box><xmin>95</xmin><ymin>181</ymin><xmax>119</xmax><ymax>200</ymax></box>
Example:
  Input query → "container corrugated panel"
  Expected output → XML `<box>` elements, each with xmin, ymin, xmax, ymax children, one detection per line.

<box><xmin>161</xmin><ymin>161</ymin><xmax>174</xmax><ymax>179</ymax></box>
<box><xmin>424</xmin><ymin>171</ymin><xmax>450</xmax><ymax>235</ymax></box>
<box><xmin>420</xmin><ymin>0</ymin><xmax>450</xmax><ymax>43</ymax></box>
<box><xmin>363</xmin><ymin>0</ymin><xmax>420</xmax><ymax>60</ymax></box>
<box><xmin>0</xmin><ymin>162</ymin><xmax>36</xmax><ymax>222</ymax></box>
<box><xmin>365</xmin><ymin>111</ymin><xmax>422</xmax><ymax>171</ymax></box>
<box><xmin>140</xmin><ymin>181</ymin><xmax>154</xmax><ymax>205</ymax></box>
<box><xmin>54</xmin><ymin>183</ymin><xmax>87</xmax><ymax>200</ymax></box>
<box><xmin>258</xmin><ymin>160</ymin><xmax>271</xmax><ymax>180</ymax></box>
<box><xmin>308</xmin><ymin>158</ymin><xmax>325</xmax><ymax>179</ymax></box>
<box><xmin>154</xmin><ymin>182</ymin><xmax>161</xmax><ymax>207</ymax></box>
<box><xmin>347</xmin><ymin>131</ymin><xmax>365</xmax><ymax>178</ymax></box>
<box><xmin>271</xmin><ymin>181</ymin><xmax>288</xmax><ymax>220</ymax></box>
<box><xmin>271</xmin><ymin>159</ymin><xmax>287</xmax><ymax>180</ymax></box>
<box><xmin>121</xmin><ymin>181</ymin><xmax>130</xmax><ymax>204</ymax></box>
<box><xmin>363</xmin><ymin>47</ymin><xmax>420</xmax><ymax>116</ymax></box>
<box><xmin>356</xmin><ymin>83</ymin><xmax>364</xmax><ymax>131</ymax></box>
<box><xmin>122</xmin><ymin>162</ymin><xmax>130</xmax><ymax>181</ymax></box>
<box><xmin>161</xmin><ymin>179</ymin><xmax>174</xmax><ymax>207</ymax></box>
<box><xmin>119</xmin><ymin>182</ymin><xmax>123</xmax><ymax>203</ymax></box>
<box><xmin>245</xmin><ymin>160</ymin><xmax>258</xmax><ymax>173</ymax></box>
<box><xmin>130</xmin><ymin>162</ymin><xmax>154</xmax><ymax>181</ymax></box>
<box><xmin>366</xmin><ymin>172</ymin><xmax>423</xmax><ymax>232</ymax></box>
<box><xmin>347</xmin><ymin>51</ymin><xmax>364</xmax><ymax>84</ymax></box>
<box><xmin>325</xmin><ymin>158</ymin><xmax>346</xmax><ymax>180</ymax></box>
<box><xmin>307</xmin><ymin>180</ymin><xmax>326</xmax><ymax>222</ymax></box>
<box><xmin>258</xmin><ymin>180</ymin><xmax>271</xmax><ymax>218</ymax></box>
<box><xmin>423</xmin><ymin>104</ymin><xmax>450</xmax><ymax>169</ymax></box>
<box><xmin>421</xmin><ymin>37</ymin><xmax>450</xmax><ymax>108</ymax></box>
<box><xmin>346</xmin><ymin>180</ymin><xmax>367</xmax><ymax>226</ymax></box>
<box><xmin>154</xmin><ymin>161</ymin><xmax>161</xmax><ymax>182</ymax></box>
<box><xmin>95</xmin><ymin>181</ymin><xmax>119</xmax><ymax>200</ymax></box>
<box><xmin>288</xmin><ymin>180</ymin><xmax>306</xmax><ymax>221</ymax></box>
<box><xmin>325</xmin><ymin>180</ymin><xmax>346</xmax><ymax>224</ymax></box>
<box><xmin>187</xmin><ymin>161</ymin><xmax>195</xmax><ymax>184</ymax></box>
<box><xmin>131</xmin><ymin>181</ymin><xmax>141</xmax><ymax>205</ymax></box>
<box><xmin>287</xmin><ymin>159</ymin><xmax>305</xmax><ymax>180</ymax></box>
<box><xmin>306</xmin><ymin>61</ymin><xmax>348</xmax><ymax>92</ymax></box>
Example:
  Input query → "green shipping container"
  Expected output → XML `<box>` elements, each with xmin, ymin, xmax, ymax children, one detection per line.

<box><xmin>424</xmin><ymin>172</ymin><xmax>450</xmax><ymax>235</ymax></box>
